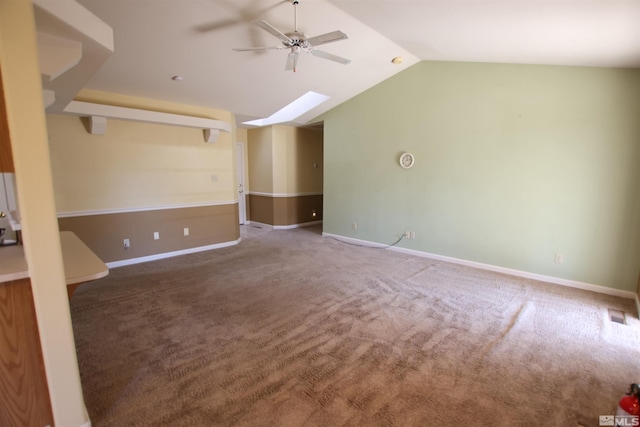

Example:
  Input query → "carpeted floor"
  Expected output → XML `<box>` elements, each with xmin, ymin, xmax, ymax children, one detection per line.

<box><xmin>70</xmin><ymin>225</ymin><xmax>640</xmax><ymax>426</ymax></box>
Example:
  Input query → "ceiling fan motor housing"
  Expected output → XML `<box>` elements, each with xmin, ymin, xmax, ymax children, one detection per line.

<box><xmin>284</xmin><ymin>31</ymin><xmax>311</xmax><ymax>49</ymax></box>
<box><xmin>232</xmin><ymin>0</ymin><xmax>350</xmax><ymax>70</ymax></box>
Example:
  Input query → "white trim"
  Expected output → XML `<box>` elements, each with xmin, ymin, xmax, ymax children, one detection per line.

<box><xmin>106</xmin><ymin>238</ymin><xmax>240</xmax><ymax>268</ymax></box>
<box><xmin>236</xmin><ymin>142</ymin><xmax>247</xmax><ymax>225</ymax></box>
<box><xmin>321</xmin><ymin>232</ymin><xmax>635</xmax><ymax>300</ymax></box>
<box><xmin>248</xmin><ymin>191</ymin><xmax>323</xmax><ymax>197</ymax></box>
<box><xmin>57</xmin><ymin>201</ymin><xmax>237</xmax><ymax>218</ymax></box>
<box><xmin>322</xmin><ymin>233</ymin><xmax>390</xmax><ymax>248</ymax></box>
<box><xmin>79</xmin><ymin>405</ymin><xmax>91</xmax><ymax>427</ymax></box>
<box><xmin>249</xmin><ymin>220</ymin><xmax>322</xmax><ymax>230</ymax></box>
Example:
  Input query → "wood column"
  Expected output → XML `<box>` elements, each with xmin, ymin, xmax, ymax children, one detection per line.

<box><xmin>0</xmin><ymin>66</ymin><xmax>14</xmax><ymax>172</ymax></box>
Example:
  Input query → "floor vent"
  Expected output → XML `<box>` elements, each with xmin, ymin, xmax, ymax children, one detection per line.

<box><xmin>608</xmin><ymin>308</ymin><xmax>626</xmax><ymax>325</ymax></box>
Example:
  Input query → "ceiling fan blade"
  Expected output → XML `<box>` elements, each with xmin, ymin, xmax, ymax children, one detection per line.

<box><xmin>310</xmin><ymin>49</ymin><xmax>351</xmax><ymax>65</ymax></box>
<box><xmin>285</xmin><ymin>50</ymin><xmax>299</xmax><ymax>71</ymax></box>
<box><xmin>233</xmin><ymin>46</ymin><xmax>286</xmax><ymax>52</ymax></box>
<box><xmin>306</xmin><ymin>30</ymin><xmax>348</xmax><ymax>47</ymax></box>
<box><xmin>255</xmin><ymin>20</ymin><xmax>292</xmax><ymax>44</ymax></box>
<box><xmin>194</xmin><ymin>0</ymin><xmax>287</xmax><ymax>33</ymax></box>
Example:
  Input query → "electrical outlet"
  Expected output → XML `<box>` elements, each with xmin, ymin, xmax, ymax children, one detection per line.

<box><xmin>183</xmin><ymin>227</ymin><xmax>189</xmax><ymax>237</ymax></box>
<box><xmin>352</xmin><ymin>222</ymin><xmax>357</xmax><ymax>231</ymax></box>
<box><xmin>410</xmin><ymin>231</ymin><xmax>416</xmax><ymax>239</ymax></box>
<box><xmin>554</xmin><ymin>253</ymin><xmax>563</xmax><ymax>264</ymax></box>
<box><xmin>123</xmin><ymin>238</ymin><xmax>130</xmax><ymax>249</ymax></box>
<box><xmin>154</xmin><ymin>232</ymin><xmax>160</xmax><ymax>240</ymax></box>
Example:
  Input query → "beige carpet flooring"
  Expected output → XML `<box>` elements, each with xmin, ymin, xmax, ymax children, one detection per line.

<box><xmin>70</xmin><ymin>225</ymin><xmax>640</xmax><ymax>426</ymax></box>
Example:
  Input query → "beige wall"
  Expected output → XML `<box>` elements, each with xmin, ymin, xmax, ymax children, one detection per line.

<box><xmin>0</xmin><ymin>1</ymin><xmax>88</xmax><ymax>425</ymax></box>
<box><xmin>59</xmin><ymin>204</ymin><xmax>239</xmax><ymax>263</ymax></box>
<box><xmin>248</xmin><ymin>125</ymin><xmax>323</xmax><ymax>196</ymax></box>
<box><xmin>49</xmin><ymin>92</ymin><xmax>236</xmax><ymax>213</ymax></box>
<box><xmin>293</xmin><ymin>127</ymin><xmax>323</xmax><ymax>194</ymax></box>
<box><xmin>272</xmin><ymin>125</ymin><xmax>292</xmax><ymax>194</ymax></box>
<box><xmin>46</xmin><ymin>91</ymin><xmax>241</xmax><ymax>262</ymax></box>
<box><xmin>247</xmin><ymin>126</ymin><xmax>274</xmax><ymax>193</ymax></box>
<box><xmin>272</xmin><ymin>125</ymin><xmax>323</xmax><ymax>194</ymax></box>
<box><xmin>247</xmin><ymin>125</ymin><xmax>324</xmax><ymax>226</ymax></box>
<box><xmin>77</xmin><ymin>89</ymin><xmax>232</xmax><ymax>120</ymax></box>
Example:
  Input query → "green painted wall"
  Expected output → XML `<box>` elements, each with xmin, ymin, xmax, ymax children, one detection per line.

<box><xmin>323</xmin><ymin>61</ymin><xmax>640</xmax><ymax>292</ymax></box>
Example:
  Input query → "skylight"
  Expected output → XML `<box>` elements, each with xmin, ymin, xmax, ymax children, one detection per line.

<box><xmin>242</xmin><ymin>91</ymin><xmax>330</xmax><ymax>127</ymax></box>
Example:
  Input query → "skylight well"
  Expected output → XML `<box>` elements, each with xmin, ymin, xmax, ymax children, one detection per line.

<box><xmin>242</xmin><ymin>91</ymin><xmax>330</xmax><ymax>127</ymax></box>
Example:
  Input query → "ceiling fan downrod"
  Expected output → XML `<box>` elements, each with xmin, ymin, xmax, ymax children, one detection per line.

<box><xmin>292</xmin><ymin>0</ymin><xmax>299</xmax><ymax>32</ymax></box>
<box><xmin>232</xmin><ymin>0</ymin><xmax>350</xmax><ymax>72</ymax></box>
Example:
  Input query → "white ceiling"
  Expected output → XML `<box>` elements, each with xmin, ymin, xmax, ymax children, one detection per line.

<box><xmin>47</xmin><ymin>0</ymin><xmax>640</xmax><ymax>127</ymax></box>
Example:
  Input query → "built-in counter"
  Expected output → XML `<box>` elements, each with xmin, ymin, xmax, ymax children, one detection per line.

<box><xmin>0</xmin><ymin>231</ymin><xmax>108</xmax><ymax>296</ymax></box>
<box><xmin>0</xmin><ymin>242</ymin><xmax>28</xmax><ymax>282</ymax></box>
<box><xmin>0</xmin><ymin>231</ymin><xmax>107</xmax><ymax>426</ymax></box>
<box><xmin>60</xmin><ymin>231</ymin><xmax>109</xmax><ymax>297</ymax></box>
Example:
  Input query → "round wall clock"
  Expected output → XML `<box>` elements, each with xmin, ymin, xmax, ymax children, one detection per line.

<box><xmin>399</xmin><ymin>152</ymin><xmax>414</xmax><ymax>169</ymax></box>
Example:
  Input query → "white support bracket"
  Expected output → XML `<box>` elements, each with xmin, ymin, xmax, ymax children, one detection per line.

<box><xmin>203</xmin><ymin>129</ymin><xmax>219</xmax><ymax>143</ymax></box>
<box><xmin>89</xmin><ymin>116</ymin><xmax>107</xmax><ymax>135</ymax></box>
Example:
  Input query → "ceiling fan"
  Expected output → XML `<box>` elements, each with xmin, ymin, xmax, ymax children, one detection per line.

<box><xmin>233</xmin><ymin>0</ymin><xmax>351</xmax><ymax>72</ymax></box>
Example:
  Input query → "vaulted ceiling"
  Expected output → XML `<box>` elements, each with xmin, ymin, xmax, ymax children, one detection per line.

<box><xmin>36</xmin><ymin>0</ymin><xmax>640</xmax><ymax>127</ymax></box>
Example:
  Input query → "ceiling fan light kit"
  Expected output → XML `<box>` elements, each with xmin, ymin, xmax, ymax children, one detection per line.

<box><xmin>232</xmin><ymin>0</ymin><xmax>351</xmax><ymax>72</ymax></box>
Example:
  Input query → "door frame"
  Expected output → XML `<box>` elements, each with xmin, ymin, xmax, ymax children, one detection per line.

<box><xmin>236</xmin><ymin>142</ymin><xmax>247</xmax><ymax>225</ymax></box>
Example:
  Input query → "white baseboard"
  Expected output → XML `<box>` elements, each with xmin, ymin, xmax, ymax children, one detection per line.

<box><xmin>79</xmin><ymin>405</ymin><xmax>92</xmax><ymax>427</ymax></box>
<box><xmin>322</xmin><ymin>232</ymin><xmax>635</xmax><ymax>300</ymax></box>
<box><xmin>248</xmin><ymin>220</ymin><xmax>322</xmax><ymax>230</ymax></box>
<box><xmin>106</xmin><ymin>238</ymin><xmax>241</xmax><ymax>268</ymax></box>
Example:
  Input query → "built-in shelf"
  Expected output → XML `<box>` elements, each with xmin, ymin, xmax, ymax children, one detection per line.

<box><xmin>33</xmin><ymin>1</ymin><xmax>230</xmax><ymax>143</ymax></box>
<box><xmin>63</xmin><ymin>101</ymin><xmax>231</xmax><ymax>143</ymax></box>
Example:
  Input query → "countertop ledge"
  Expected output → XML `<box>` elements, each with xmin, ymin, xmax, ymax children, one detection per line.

<box><xmin>0</xmin><ymin>244</ymin><xmax>28</xmax><ymax>282</ymax></box>
<box><xmin>0</xmin><ymin>231</ymin><xmax>108</xmax><ymax>285</ymax></box>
